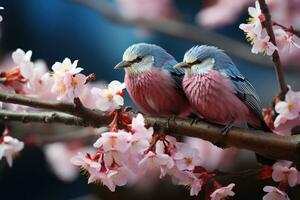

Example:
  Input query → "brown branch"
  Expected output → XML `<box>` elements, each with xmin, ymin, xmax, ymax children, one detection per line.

<box><xmin>70</xmin><ymin>0</ymin><xmax>276</xmax><ymax>68</ymax></box>
<box><xmin>0</xmin><ymin>92</ymin><xmax>111</xmax><ymax>126</ymax></box>
<box><xmin>258</xmin><ymin>0</ymin><xmax>288</xmax><ymax>97</ymax></box>
<box><xmin>0</xmin><ymin>110</ymin><xmax>98</xmax><ymax>127</ymax></box>
<box><xmin>0</xmin><ymin>91</ymin><xmax>300</xmax><ymax>165</ymax></box>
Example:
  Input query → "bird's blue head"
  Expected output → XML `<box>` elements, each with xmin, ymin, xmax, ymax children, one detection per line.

<box><xmin>114</xmin><ymin>43</ymin><xmax>176</xmax><ymax>76</ymax></box>
<box><xmin>175</xmin><ymin>45</ymin><xmax>234</xmax><ymax>76</ymax></box>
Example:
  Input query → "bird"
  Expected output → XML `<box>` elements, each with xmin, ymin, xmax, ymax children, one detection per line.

<box><xmin>114</xmin><ymin>43</ymin><xmax>191</xmax><ymax>117</ymax></box>
<box><xmin>175</xmin><ymin>45</ymin><xmax>269</xmax><ymax>132</ymax></box>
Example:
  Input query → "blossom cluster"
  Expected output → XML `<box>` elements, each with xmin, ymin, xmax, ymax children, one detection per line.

<box><xmin>1</xmin><ymin>49</ymin><xmax>125</xmax><ymax>111</ymax></box>
<box><xmin>0</xmin><ymin>48</ymin><xmax>126</xmax><ymax>166</ymax></box>
<box><xmin>239</xmin><ymin>1</ymin><xmax>300</xmax><ymax>56</ymax></box>
<box><xmin>257</xmin><ymin>160</ymin><xmax>300</xmax><ymax>200</ymax></box>
<box><xmin>71</xmin><ymin>113</ymin><xmax>235</xmax><ymax>199</ymax></box>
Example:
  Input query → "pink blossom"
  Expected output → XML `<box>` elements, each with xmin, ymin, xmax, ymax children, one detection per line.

<box><xmin>210</xmin><ymin>183</ymin><xmax>235</xmax><ymax>200</ymax></box>
<box><xmin>139</xmin><ymin>141</ymin><xmax>174</xmax><ymax>178</ymax></box>
<box><xmin>275</xmin><ymin>28</ymin><xmax>300</xmax><ymax>52</ymax></box>
<box><xmin>274</xmin><ymin>86</ymin><xmax>300</xmax><ymax>127</ymax></box>
<box><xmin>239</xmin><ymin>1</ymin><xmax>263</xmax><ymax>37</ymax></box>
<box><xmin>70</xmin><ymin>152</ymin><xmax>118</xmax><ymax>190</ymax></box>
<box><xmin>93</xmin><ymin>131</ymin><xmax>131</xmax><ymax>153</ymax></box>
<box><xmin>0</xmin><ymin>136</ymin><xmax>24</xmax><ymax>167</ymax></box>
<box><xmin>272</xmin><ymin>160</ymin><xmax>298</xmax><ymax>187</ymax></box>
<box><xmin>173</xmin><ymin>143</ymin><xmax>201</xmax><ymax>171</ymax></box>
<box><xmin>107</xmin><ymin>167</ymin><xmax>132</xmax><ymax>188</ymax></box>
<box><xmin>70</xmin><ymin>152</ymin><xmax>101</xmax><ymax>171</ymax></box>
<box><xmin>171</xmin><ymin>170</ymin><xmax>203</xmax><ymax>196</ymax></box>
<box><xmin>263</xmin><ymin>186</ymin><xmax>290</xmax><ymax>200</ymax></box>
<box><xmin>51</xmin><ymin>73</ymin><xmax>86</xmax><ymax>101</ymax></box>
<box><xmin>91</xmin><ymin>80</ymin><xmax>125</xmax><ymax>111</ymax></box>
<box><xmin>12</xmin><ymin>49</ymin><xmax>34</xmax><ymax>70</ymax></box>
<box><xmin>130</xmin><ymin>114</ymin><xmax>153</xmax><ymax>154</ymax></box>
<box><xmin>51</xmin><ymin>58</ymin><xmax>83</xmax><ymax>75</ymax></box>
<box><xmin>251</xmin><ymin>34</ymin><xmax>278</xmax><ymax>56</ymax></box>
<box><xmin>273</xmin><ymin>116</ymin><xmax>300</xmax><ymax>136</ymax></box>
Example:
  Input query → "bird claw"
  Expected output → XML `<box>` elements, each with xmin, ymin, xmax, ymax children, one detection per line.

<box><xmin>213</xmin><ymin>117</ymin><xmax>235</xmax><ymax>148</ymax></box>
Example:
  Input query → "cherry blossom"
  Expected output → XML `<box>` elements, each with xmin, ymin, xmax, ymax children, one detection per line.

<box><xmin>91</xmin><ymin>80</ymin><xmax>125</xmax><ymax>111</ymax></box>
<box><xmin>51</xmin><ymin>58</ymin><xmax>83</xmax><ymax>76</ymax></box>
<box><xmin>171</xmin><ymin>170</ymin><xmax>203</xmax><ymax>196</ymax></box>
<box><xmin>251</xmin><ymin>34</ymin><xmax>278</xmax><ymax>56</ymax></box>
<box><xmin>275</xmin><ymin>28</ymin><xmax>300</xmax><ymax>52</ymax></box>
<box><xmin>239</xmin><ymin>1</ymin><xmax>264</xmax><ymax>38</ymax></box>
<box><xmin>210</xmin><ymin>183</ymin><xmax>235</xmax><ymax>200</ymax></box>
<box><xmin>139</xmin><ymin>141</ymin><xmax>174</xmax><ymax>178</ymax></box>
<box><xmin>93</xmin><ymin>130</ymin><xmax>131</xmax><ymax>152</ymax></box>
<box><xmin>51</xmin><ymin>73</ymin><xmax>86</xmax><ymax>101</ymax></box>
<box><xmin>173</xmin><ymin>143</ymin><xmax>201</xmax><ymax>171</ymax></box>
<box><xmin>130</xmin><ymin>114</ymin><xmax>153</xmax><ymax>154</ymax></box>
<box><xmin>274</xmin><ymin>86</ymin><xmax>300</xmax><ymax>127</ymax></box>
<box><xmin>272</xmin><ymin>160</ymin><xmax>298</xmax><ymax>187</ymax></box>
<box><xmin>12</xmin><ymin>49</ymin><xmax>34</xmax><ymax>70</ymax></box>
<box><xmin>263</xmin><ymin>186</ymin><xmax>290</xmax><ymax>200</ymax></box>
<box><xmin>0</xmin><ymin>135</ymin><xmax>24</xmax><ymax>167</ymax></box>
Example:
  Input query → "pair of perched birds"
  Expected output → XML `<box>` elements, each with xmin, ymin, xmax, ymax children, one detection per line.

<box><xmin>115</xmin><ymin>43</ymin><xmax>268</xmax><ymax>132</ymax></box>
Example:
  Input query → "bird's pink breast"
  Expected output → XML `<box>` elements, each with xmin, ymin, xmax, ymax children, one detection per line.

<box><xmin>183</xmin><ymin>71</ymin><xmax>259</xmax><ymax>126</ymax></box>
<box><xmin>125</xmin><ymin>68</ymin><xmax>190</xmax><ymax>117</ymax></box>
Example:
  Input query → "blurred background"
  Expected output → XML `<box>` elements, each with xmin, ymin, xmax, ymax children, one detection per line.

<box><xmin>0</xmin><ymin>0</ymin><xmax>299</xmax><ymax>199</ymax></box>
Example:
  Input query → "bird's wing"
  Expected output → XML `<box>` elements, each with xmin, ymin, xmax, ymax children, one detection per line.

<box><xmin>220</xmin><ymin>67</ymin><xmax>264</xmax><ymax>121</ymax></box>
<box><xmin>162</xmin><ymin>60</ymin><xmax>186</xmax><ymax>94</ymax></box>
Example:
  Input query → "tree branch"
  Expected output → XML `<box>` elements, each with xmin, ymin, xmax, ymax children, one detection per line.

<box><xmin>70</xmin><ymin>0</ymin><xmax>276</xmax><ymax>68</ymax></box>
<box><xmin>0</xmin><ymin>110</ymin><xmax>98</xmax><ymax>127</ymax></box>
<box><xmin>0</xmin><ymin>91</ymin><xmax>300</xmax><ymax>165</ymax></box>
<box><xmin>0</xmin><ymin>92</ymin><xmax>111</xmax><ymax>126</ymax></box>
<box><xmin>258</xmin><ymin>0</ymin><xmax>288</xmax><ymax>97</ymax></box>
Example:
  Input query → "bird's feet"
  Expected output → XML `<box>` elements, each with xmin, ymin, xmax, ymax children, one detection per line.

<box><xmin>213</xmin><ymin>117</ymin><xmax>235</xmax><ymax>148</ymax></box>
<box><xmin>188</xmin><ymin>113</ymin><xmax>201</xmax><ymax>126</ymax></box>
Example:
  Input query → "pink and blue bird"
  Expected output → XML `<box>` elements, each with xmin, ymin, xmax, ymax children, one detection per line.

<box><xmin>115</xmin><ymin>43</ymin><xmax>191</xmax><ymax>117</ymax></box>
<box><xmin>175</xmin><ymin>45</ymin><xmax>268</xmax><ymax>130</ymax></box>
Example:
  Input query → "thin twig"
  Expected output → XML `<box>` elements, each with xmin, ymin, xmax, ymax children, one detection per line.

<box><xmin>0</xmin><ymin>91</ymin><xmax>300</xmax><ymax>164</ymax></box>
<box><xmin>70</xmin><ymin>0</ymin><xmax>276</xmax><ymax>68</ymax></box>
<box><xmin>258</xmin><ymin>0</ymin><xmax>288</xmax><ymax>97</ymax></box>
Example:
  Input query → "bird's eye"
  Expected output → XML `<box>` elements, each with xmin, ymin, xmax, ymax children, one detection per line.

<box><xmin>193</xmin><ymin>59</ymin><xmax>202</xmax><ymax>65</ymax></box>
<box><xmin>135</xmin><ymin>56</ymin><xmax>143</xmax><ymax>63</ymax></box>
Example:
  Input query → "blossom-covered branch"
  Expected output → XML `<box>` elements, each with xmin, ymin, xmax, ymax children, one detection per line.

<box><xmin>257</xmin><ymin>0</ymin><xmax>288</xmax><ymax>96</ymax></box>
<box><xmin>70</xmin><ymin>0</ymin><xmax>275</xmax><ymax>68</ymax></box>
<box><xmin>0</xmin><ymin>91</ymin><xmax>300</xmax><ymax>165</ymax></box>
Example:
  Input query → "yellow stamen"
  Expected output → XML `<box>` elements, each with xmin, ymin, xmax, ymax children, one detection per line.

<box><xmin>185</xmin><ymin>158</ymin><xmax>193</xmax><ymax>165</ymax></box>
<box><xmin>107</xmin><ymin>93</ymin><xmax>114</xmax><ymax>101</ymax></box>
<box><xmin>288</xmin><ymin>103</ymin><xmax>294</xmax><ymax>111</ymax></box>
<box><xmin>71</xmin><ymin>77</ymin><xmax>78</xmax><ymax>88</ymax></box>
<box><xmin>59</xmin><ymin>84</ymin><xmax>66</xmax><ymax>94</ymax></box>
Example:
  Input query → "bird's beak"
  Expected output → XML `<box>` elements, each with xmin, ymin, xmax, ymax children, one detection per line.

<box><xmin>174</xmin><ymin>62</ymin><xmax>190</xmax><ymax>68</ymax></box>
<box><xmin>114</xmin><ymin>60</ymin><xmax>131</xmax><ymax>69</ymax></box>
